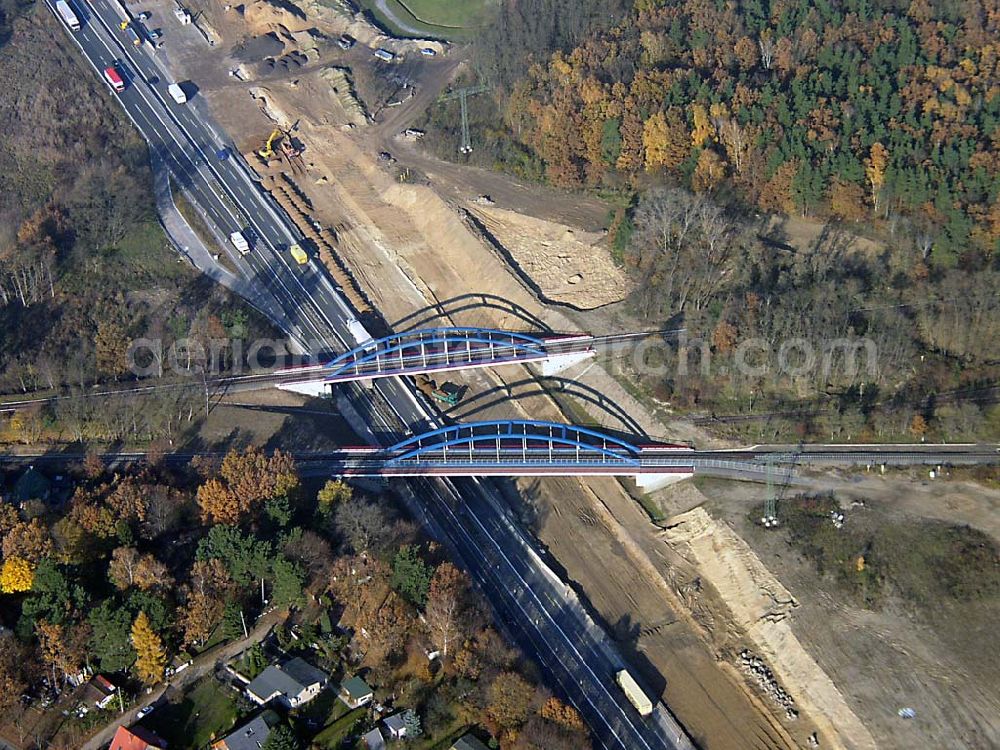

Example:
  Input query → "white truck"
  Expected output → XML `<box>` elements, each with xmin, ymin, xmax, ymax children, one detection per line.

<box><xmin>373</xmin><ymin>48</ymin><xmax>395</xmax><ymax>62</ymax></box>
<box><xmin>616</xmin><ymin>669</ymin><xmax>654</xmax><ymax>717</ymax></box>
<box><xmin>56</xmin><ymin>0</ymin><xmax>80</xmax><ymax>31</ymax></box>
<box><xmin>346</xmin><ymin>317</ymin><xmax>372</xmax><ymax>346</ymax></box>
<box><xmin>229</xmin><ymin>231</ymin><xmax>250</xmax><ymax>255</ymax></box>
<box><xmin>168</xmin><ymin>83</ymin><xmax>187</xmax><ymax>104</ymax></box>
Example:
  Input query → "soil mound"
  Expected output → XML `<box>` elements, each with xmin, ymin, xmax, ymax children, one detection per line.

<box><xmin>663</xmin><ymin>506</ymin><xmax>877</xmax><ymax>750</ymax></box>
<box><xmin>242</xmin><ymin>0</ymin><xmax>310</xmax><ymax>35</ymax></box>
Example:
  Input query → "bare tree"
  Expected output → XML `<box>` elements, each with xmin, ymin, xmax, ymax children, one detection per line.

<box><xmin>629</xmin><ymin>188</ymin><xmax>740</xmax><ymax>316</ymax></box>
<box><xmin>334</xmin><ymin>500</ymin><xmax>388</xmax><ymax>554</ymax></box>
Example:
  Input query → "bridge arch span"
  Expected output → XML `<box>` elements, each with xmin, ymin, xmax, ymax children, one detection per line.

<box><xmin>324</xmin><ymin>327</ymin><xmax>553</xmax><ymax>381</ymax></box>
<box><xmin>386</xmin><ymin>420</ymin><xmax>641</xmax><ymax>466</ymax></box>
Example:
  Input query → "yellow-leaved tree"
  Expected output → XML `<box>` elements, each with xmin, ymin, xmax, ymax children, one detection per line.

<box><xmin>690</xmin><ymin>103</ymin><xmax>714</xmax><ymax>148</ymax></box>
<box><xmin>642</xmin><ymin>110</ymin><xmax>689</xmax><ymax>172</ymax></box>
<box><xmin>865</xmin><ymin>143</ymin><xmax>888</xmax><ymax>215</ymax></box>
<box><xmin>0</xmin><ymin>557</ymin><xmax>34</xmax><ymax>593</ymax></box>
<box><xmin>131</xmin><ymin>611</ymin><xmax>166</xmax><ymax>685</ymax></box>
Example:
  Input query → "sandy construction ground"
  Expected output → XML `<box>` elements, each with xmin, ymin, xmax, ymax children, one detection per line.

<box><xmin>466</xmin><ymin>204</ymin><xmax>629</xmax><ymax>309</ymax></box>
<box><xmin>688</xmin><ymin>475</ymin><xmax>1000</xmax><ymax>749</ymax></box>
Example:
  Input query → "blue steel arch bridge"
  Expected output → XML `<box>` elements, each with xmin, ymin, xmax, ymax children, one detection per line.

<box><xmin>321</xmin><ymin>327</ymin><xmax>598</xmax><ymax>383</ymax></box>
<box><xmin>333</xmin><ymin>420</ymin><xmax>697</xmax><ymax>483</ymax></box>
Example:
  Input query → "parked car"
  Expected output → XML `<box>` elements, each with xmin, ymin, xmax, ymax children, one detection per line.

<box><xmin>136</xmin><ymin>705</ymin><xmax>154</xmax><ymax>719</ymax></box>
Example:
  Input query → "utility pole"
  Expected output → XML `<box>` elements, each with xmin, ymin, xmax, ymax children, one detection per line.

<box><xmin>439</xmin><ymin>85</ymin><xmax>489</xmax><ymax>153</ymax></box>
<box><xmin>762</xmin><ymin>458</ymin><xmax>778</xmax><ymax>528</ymax></box>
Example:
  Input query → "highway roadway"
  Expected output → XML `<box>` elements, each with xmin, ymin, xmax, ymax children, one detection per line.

<box><xmin>49</xmin><ymin>2</ymin><xmax>697</xmax><ymax>747</ymax></box>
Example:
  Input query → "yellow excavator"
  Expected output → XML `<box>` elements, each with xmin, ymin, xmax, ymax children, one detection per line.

<box><xmin>258</xmin><ymin>129</ymin><xmax>282</xmax><ymax>159</ymax></box>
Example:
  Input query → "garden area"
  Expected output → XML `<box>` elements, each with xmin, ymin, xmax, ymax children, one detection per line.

<box><xmin>139</xmin><ymin>677</ymin><xmax>240</xmax><ymax>748</ymax></box>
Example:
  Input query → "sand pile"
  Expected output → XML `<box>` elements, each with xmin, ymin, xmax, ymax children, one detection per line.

<box><xmin>242</xmin><ymin>0</ymin><xmax>311</xmax><ymax>35</ymax></box>
<box><xmin>319</xmin><ymin>67</ymin><xmax>367</xmax><ymax>126</ymax></box>
<box><xmin>295</xmin><ymin>0</ymin><xmax>447</xmax><ymax>54</ymax></box>
<box><xmin>249</xmin><ymin>87</ymin><xmax>295</xmax><ymax>129</ymax></box>
<box><xmin>469</xmin><ymin>204</ymin><xmax>629</xmax><ymax>309</ymax></box>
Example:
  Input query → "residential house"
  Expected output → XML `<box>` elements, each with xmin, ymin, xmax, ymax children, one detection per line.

<box><xmin>337</xmin><ymin>675</ymin><xmax>373</xmax><ymax>709</ymax></box>
<box><xmin>81</xmin><ymin>674</ymin><xmax>116</xmax><ymax>710</ymax></box>
<box><xmin>245</xmin><ymin>657</ymin><xmax>329</xmax><ymax>709</ymax></box>
<box><xmin>383</xmin><ymin>712</ymin><xmax>407</xmax><ymax>740</ymax></box>
<box><xmin>109</xmin><ymin>725</ymin><xmax>168</xmax><ymax>750</ymax></box>
<box><xmin>450</xmin><ymin>735</ymin><xmax>490</xmax><ymax>750</ymax></box>
<box><xmin>13</xmin><ymin>466</ymin><xmax>51</xmax><ymax>504</ymax></box>
<box><xmin>362</xmin><ymin>727</ymin><xmax>385</xmax><ymax>750</ymax></box>
<box><xmin>211</xmin><ymin>712</ymin><xmax>278</xmax><ymax>750</ymax></box>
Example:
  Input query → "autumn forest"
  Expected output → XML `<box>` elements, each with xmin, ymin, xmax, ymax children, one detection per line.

<box><xmin>449</xmin><ymin>0</ymin><xmax>1000</xmax><ymax>441</ymax></box>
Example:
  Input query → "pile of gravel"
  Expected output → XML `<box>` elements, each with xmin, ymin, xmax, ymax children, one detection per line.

<box><xmin>232</xmin><ymin>32</ymin><xmax>285</xmax><ymax>62</ymax></box>
<box><xmin>260</xmin><ymin>50</ymin><xmax>310</xmax><ymax>72</ymax></box>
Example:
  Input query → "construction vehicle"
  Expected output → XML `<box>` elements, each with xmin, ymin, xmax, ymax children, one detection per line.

<box><xmin>279</xmin><ymin>136</ymin><xmax>305</xmax><ymax>173</ymax></box>
<box><xmin>616</xmin><ymin>670</ymin><xmax>654</xmax><ymax>717</ymax></box>
<box><xmin>415</xmin><ymin>374</ymin><xmax>459</xmax><ymax>406</ymax></box>
<box><xmin>56</xmin><ymin>1</ymin><xmax>80</xmax><ymax>31</ymax></box>
<box><xmin>258</xmin><ymin>129</ymin><xmax>282</xmax><ymax>160</ymax></box>
<box><xmin>258</xmin><ymin>129</ymin><xmax>304</xmax><ymax>172</ymax></box>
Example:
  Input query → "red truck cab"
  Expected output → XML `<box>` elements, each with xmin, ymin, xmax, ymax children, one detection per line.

<box><xmin>103</xmin><ymin>65</ymin><xmax>125</xmax><ymax>93</ymax></box>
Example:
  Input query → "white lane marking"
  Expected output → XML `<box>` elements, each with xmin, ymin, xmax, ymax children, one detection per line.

<box><xmin>428</xmin><ymin>478</ymin><xmax>650</xmax><ymax>750</ymax></box>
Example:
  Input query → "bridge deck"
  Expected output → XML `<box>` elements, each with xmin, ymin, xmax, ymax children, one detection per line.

<box><xmin>323</xmin><ymin>328</ymin><xmax>595</xmax><ymax>382</ymax></box>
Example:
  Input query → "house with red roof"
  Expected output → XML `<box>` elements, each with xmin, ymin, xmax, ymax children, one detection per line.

<box><xmin>109</xmin><ymin>725</ymin><xmax>168</xmax><ymax>750</ymax></box>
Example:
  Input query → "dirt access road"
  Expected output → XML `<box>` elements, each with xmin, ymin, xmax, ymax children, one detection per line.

<box><xmin>81</xmin><ymin>610</ymin><xmax>285</xmax><ymax>750</ymax></box>
<box><xmin>359</xmin><ymin>50</ymin><xmax>612</xmax><ymax>232</ymax></box>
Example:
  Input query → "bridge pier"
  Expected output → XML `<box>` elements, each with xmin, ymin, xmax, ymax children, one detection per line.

<box><xmin>277</xmin><ymin>380</ymin><xmax>333</xmax><ymax>398</ymax></box>
<box><xmin>536</xmin><ymin>350</ymin><xmax>595</xmax><ymax>377</ymax></box>
<box><xmin>634</xmin><ymin>472</ymin><xmax>693</xmax><ymax>493</ymax></box>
